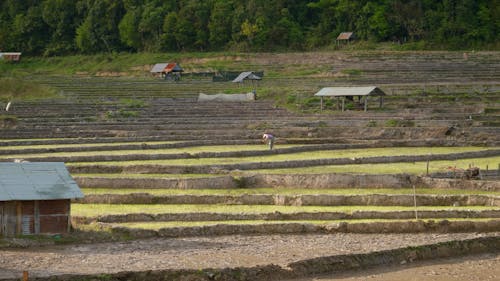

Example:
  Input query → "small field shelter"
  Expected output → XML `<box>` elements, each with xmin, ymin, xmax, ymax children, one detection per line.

<box><xmin>0</xmin><ymin>52</ymin><xmax>22</xmax><ymax>62</ymax></box>
<box><xmin>336</xmin><ymin>32</ymin><xmax>356</xmax><ymax>45</ymax></box>
<box><xmin>232</xmin><ymin>71</ymin><xmax>262</xmax><ymax>83</ymax></box>
<box><xmin>314</xmin><ymin>86</ymin><xmax>386</xmax><ymax>111</ymax></box>
<box><xmin>150</xmin><ymin>63</ymin><xmax>183</xmax><ymax>80</ymax></box>
<box><xmin>0</xmin><ymin>162</ymin><xmax>83</xmax><ymax>237</ymax></box>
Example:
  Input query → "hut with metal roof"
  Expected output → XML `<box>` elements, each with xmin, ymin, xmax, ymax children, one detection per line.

<box><xmin>0</xmin><ymin>52</ymin><xmax>22</xmax><ymax>62</ymax></box>
<box><xmin>314</xmin><ymin>86</ymin><xmax>386</xmax><ymax>111</ymax></box>
<box><xmin>150</xmin><ymin>63</ymin><xmax>183</xmax><ymax>80</ymax></box>
<box><xmin>232</xmin><ymin>71</ymin><xmax>262</xmax><ymax>83</ymax></box>
<box><xmin>0</xmin><ymin>162</ymin><xmax>83</xmax><ymax>237</ymax></box>
<box><xmin>232</xmin><ymin>71</ymin><xmax>262</xmax><ymax>98</ymax></box>
<box><xmin>336</xmin><ymin>32</ymin><xmax>355</xmax><ymax>46</ymax></box>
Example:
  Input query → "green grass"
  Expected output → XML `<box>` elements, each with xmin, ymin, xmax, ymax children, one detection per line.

<box><xmin>101</xmin><ymin>218</ymin><xmax>500</xmax><ymax>230</ymax></box>
<box><xmin>0</xmin><ymin>144</ymin><xmax>304</xmax><ymax>158</ymax></box>
<box><xmin>80</xmin><ymin>187</ymin><xmax>500</xmax><ymax>196</ymax></box>
<box><xmin>0</xmin><ymin>141</ymin><xmax>179</xmax><ymax>150</ymax></box>
<box><xmin>253</xmin><ymin>156</ymin><xmax>500</xmax><ymax>175</ymax></box>
<box><xmin>68</xmin><ymin>155</ymin><xmax>500</xmax><ymax>176</ymax></box>
<box><xmin>71</xmin><ymin>204</ymin><xmax>500</xmax><ymax>217</ymax></box>
<box><xmin>63</xmin><ymin>147</ymin><xmax>497</xmax><ymax>166</ymax></box>
<box><xmin>75</xmin><ymin>173</ymin><xmax>221</xmax><ymax>179</ymax></box>
<box><xmin>0</xmin><ymin>76</ymin><xmax>58</xmax><ymax>102</ymax></box>
<box><xmin>0</xmin><ymin>52</ymin><xmax>253</xmax><ymax>76</ymax></box>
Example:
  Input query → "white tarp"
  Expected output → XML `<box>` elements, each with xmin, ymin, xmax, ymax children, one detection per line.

<box><xmin>198</xmin><ymin>92</ymin><xmax>255</xmax><ymax>102</ymax></box>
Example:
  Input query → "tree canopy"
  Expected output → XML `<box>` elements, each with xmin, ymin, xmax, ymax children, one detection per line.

<box><xmin>0</xmin><ymin>0</ymin><xmax>498</xmax><ymax>55</ymax></box>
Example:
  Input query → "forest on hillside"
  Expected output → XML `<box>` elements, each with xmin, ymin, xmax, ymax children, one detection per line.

<box><xmin>0</xmin><ymin>0</ymin><xmax>498</xmax><ymax>56</ymax></box>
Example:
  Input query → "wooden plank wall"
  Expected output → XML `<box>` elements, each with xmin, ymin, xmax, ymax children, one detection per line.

<box><xmin>0</xmin><ymin>199</ymin><xmax>70</xmax><ymax>237</ymax></box>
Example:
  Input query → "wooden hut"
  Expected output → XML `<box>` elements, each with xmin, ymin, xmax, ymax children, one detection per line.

<box><xmin>0</xmin><ymin>162</ymin><xmax>83</xmax><ymax>237</ymax></box>
<box><xmin>314</xmin><ymin>86</ymin><xmax>386</xmax><ymax>111</ymax></box>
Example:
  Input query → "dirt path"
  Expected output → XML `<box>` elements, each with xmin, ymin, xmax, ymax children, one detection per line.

<box><xmin>0</xmin><ymin>233</ymin><xmax>497</xmax><ymax>280</ymax></box>
<box><xmin>287</xmin><ymin>253</ymin><xmax>499</xmax><ymax>281</ymax></box>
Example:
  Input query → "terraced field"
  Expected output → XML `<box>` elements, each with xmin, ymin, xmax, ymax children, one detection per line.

<box><xmin>0</xmin><ymin>51</ymin><xmax>499</xmax><ymax>280</ymax></box>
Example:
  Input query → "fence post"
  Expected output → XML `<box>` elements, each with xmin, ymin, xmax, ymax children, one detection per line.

<box><xmin>413</xmin><ymin>185</ymin><xmax>418</xmax><ymax>220</ymax></box>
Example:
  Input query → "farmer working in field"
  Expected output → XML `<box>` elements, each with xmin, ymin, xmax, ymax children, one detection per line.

<box><xmin>262</xmin><ymin>133</ymin><xmax>275</xmax><ymax>150</ymax></box>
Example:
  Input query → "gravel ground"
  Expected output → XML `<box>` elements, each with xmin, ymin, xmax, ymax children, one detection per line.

<box><xmin>0</xmin><ymin>232</ymin><xmax>497</xmax><ymax>280</ymax></box>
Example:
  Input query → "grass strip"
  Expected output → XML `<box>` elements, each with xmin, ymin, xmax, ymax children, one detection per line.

<box><xmin>65</xmin><ymin>147</ymin><xmax>497</xmax><ymax>166</ymax></box>
<box><xmin>71</xmin><ymin>204</ymin><xmax>500</xmax><ymax>217</ymax></box>
<box><xmin>69</xmin><ymin>156</ymin><xmax>500</xmax><ymax>175</ymax></box>
<box><xmin>0</xmin><ymin>144</ymin><xmax>304</xmax><ymax>158</ymax></box>
<box><xmin>252</xmin><ymin>156</ymin><xmax>500</xmax><ymax>175</ymax></box>
<box><xmin>75</xmin><ymin>173</ymin><xmax>220</xmax><ymax>179</ymax></box>
<box><xmin>0</xmin><ymin>141</ymin><xmax>178</xmax><ymax>150</ymax></box>
<box><xmin>79</xmin><ymin>187</ymin><xmax>500</xmax><ymax>196</ymax></box>
<box><xmin>101</xmin><ymin>218</ymin><xmax>500</xmax><ymax>230</ymax></box>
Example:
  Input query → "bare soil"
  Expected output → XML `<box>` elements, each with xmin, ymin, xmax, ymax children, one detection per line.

<box><xmin>287</xmin><ymin>253</ymin><xmax>499</xmax><ymax>281</ymax></box>
<box><xmin>0</xmin><ymin>232</ymin><xmax>497</xmax><ymax>280</ymax></box>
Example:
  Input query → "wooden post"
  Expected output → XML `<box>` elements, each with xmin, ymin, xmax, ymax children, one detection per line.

<box><xmin>364</xmin><ymin>96</ymin><xmax>368</xmax><ymax>111</ymax></box>
<box><xmin>426</xmin><ymin>160</ymin><xmax>429</xmax><ymax>176</ymax></box>
<box><xmin>34</xmin><ymin>201</ymin><xmax>40</xmax><ymax>234</ymax></box>
<box><xmin>413</xmin><ymin>185</ymin><xmax>418</xmax><ymax>220</ymax></box>
<box><xmin>23</xmin><ymin>271</ymin><xmax>29</xmax><ymax>281</ymax></box>
<box><xmin>320</xmin><ymin>97</ymin><xmax>323</xmax><ymax>111</ymax></box>
<box><xmin>16</xmin><ymin>201</ymin><xmax>22</xmax><ymax>235</ymax></box>
<box><xmin>341</xmin><ymin>97</ymin><xmax>345</xmax><ymax>112</ymax></box>
<box><xmin>379</xmin><ymin>96</ymin><xmax>383</xmax><ymax>108</ymax></box>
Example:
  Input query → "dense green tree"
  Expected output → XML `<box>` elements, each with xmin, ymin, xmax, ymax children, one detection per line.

<box><xmin>42</xmin><ymin>0</ymin><xmax>77</xmax><ymax>55</ymax></box>
<box><xmin>138</xmin><ymin>1</ymin><xmax>166</xmax><ymax>51</ymax></box>
<box><xmin>161</xmin><ymin>11</ymin><xmax>179</xmax><ymax>50</ymax></box>
<box><xmin>10</xmin><ymin>5</ymin><xmax>48</xmax><ymax>55</ymax></box>
<box><xmin>0</xmin><ymin>0</ymin><xmax>497</xmax><ymax>55</ymax></box>
<box><xmin>119</xmin><ymin>7</ymin><xmax>142</xmax><ymax>51</ymax></box>
<box><xmin>75</xmin><ymin>0</ymin><xmax>125</xmax><ymax>53</ymax></box>
<box><xmin>208</xmin><ymin>0</ymin><xmax>233</xmax><ymax>49</ymax></box>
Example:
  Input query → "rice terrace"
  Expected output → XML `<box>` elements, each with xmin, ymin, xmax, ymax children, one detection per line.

<box><xmin>0</xmin><ymin>50</ymin><xmax>499</xmax><ymax>281</ymax></box>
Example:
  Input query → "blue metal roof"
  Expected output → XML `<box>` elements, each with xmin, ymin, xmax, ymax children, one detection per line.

<box><xmin>0</xmin><ymin>162</ymin><xmax>84</xmax><ymax>201</ymax></box>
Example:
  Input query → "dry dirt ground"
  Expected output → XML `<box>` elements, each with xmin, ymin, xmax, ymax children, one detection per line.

<box><xmin>0</xmin><ymin>232</ymin><xmax>498</xmax><ymax>280</ymax></box>
<box><xmin>287</xmin><ymin>253</ymin><xmax>499</xmax><ymax>281</ymax></box>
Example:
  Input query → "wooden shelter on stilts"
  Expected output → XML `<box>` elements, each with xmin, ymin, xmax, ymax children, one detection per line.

<box><xmin>314</xmin><ymin>86</ymin><xmax>386</xmax><ymax>112</ymax></box>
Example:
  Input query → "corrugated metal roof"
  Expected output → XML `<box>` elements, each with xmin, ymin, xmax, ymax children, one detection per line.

<box><xmin>232</xmin><ymin>72</ymin><xmax>262</xmax><ymax>83</ymax></box>
<box><xmin>0</xmin><ymin>162</ymin><xmax>84</xmax><ymax>201</ymax></box>
<box><xmin>314</xmin><ymin>87</ymin><xmax>386</xmax><ymax>97</ymax></box>
<box><xmin>337</xmin><ymin>32</ymin><xmax>354</xmax><ymax>40</ymax></box>
<box><xmin>150</xmin><ymin>63</ymin><xmax>183</xmax><ymax>73</ymax></box>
